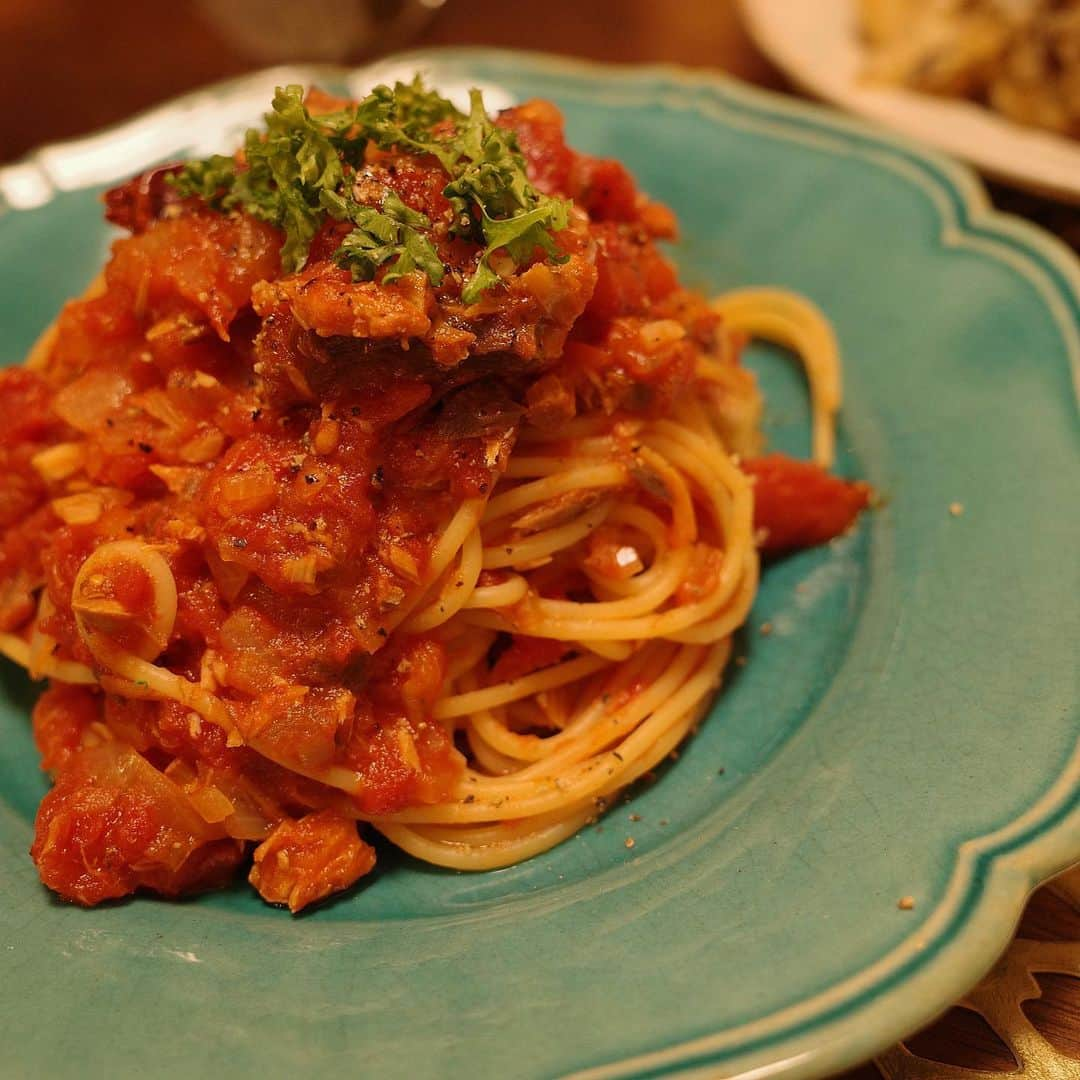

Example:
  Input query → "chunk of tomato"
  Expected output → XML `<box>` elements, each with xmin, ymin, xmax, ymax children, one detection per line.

<box><xmin>743</xmin><ymin>454</ymin><xmax>871</xmax><ymax>554</ymax></box>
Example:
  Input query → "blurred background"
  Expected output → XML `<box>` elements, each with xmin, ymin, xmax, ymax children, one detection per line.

<box><xmin>0</xmin><ymin>1</ymin><xmax>1076</xmax><ymax>1076</ymax></box>
<box><xmin>1</xmin><ymin>0</ymin><xmax>1073</xmax><ymax>248</ymax></box>
<box><xmin>0</xmin><ymin>0</ymin><xmax>778</xmax><ymax>164</ymax></box>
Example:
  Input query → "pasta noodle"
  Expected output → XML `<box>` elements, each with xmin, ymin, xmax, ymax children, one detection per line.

<box><xmin>0</xmin><ymin>79</ymin><xmax>869</xmax><ymax>911</ymax></box>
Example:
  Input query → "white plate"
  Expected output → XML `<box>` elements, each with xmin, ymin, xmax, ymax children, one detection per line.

<box><xmin>739</xmin><ymin>0</ymin><xmax>1080</xmax><ymax>203</ymax></box>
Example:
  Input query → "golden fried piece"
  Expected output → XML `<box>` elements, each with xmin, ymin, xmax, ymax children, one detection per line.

<box><xmin>990</xmin><ymin>3</ymin><xmax>1080</xmax><ymax>136</ymax></box>
<box><xmin>858</xmin><ymin>0</ymin><xmax>1079</xmax><ymax>138</ymax></box>
<box><xmin>859</xmin><ymin>0</ymin><xmax>1020</xmax><ymax>97</ymax></box>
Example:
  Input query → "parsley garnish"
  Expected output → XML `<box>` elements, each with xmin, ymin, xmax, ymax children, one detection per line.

<box><xmin>320</xmin><ymin>188</ymin><xmax>444</xmax><ymax>286</ymax></box>
<box><xmin>171</xmin><ymin>79</ymin><xmax>570</xmax><ymax>302</ymax></box>
<box><xmin>443</xmin><ymin>91</ymin><xmax>570</xmax><ymax>302</ymax></box>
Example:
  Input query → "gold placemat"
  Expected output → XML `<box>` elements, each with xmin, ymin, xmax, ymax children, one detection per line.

<box><xmin>840</xmin><ymin>865</ymin><xmax>1080</xmax><ymax>1079</ymax></box>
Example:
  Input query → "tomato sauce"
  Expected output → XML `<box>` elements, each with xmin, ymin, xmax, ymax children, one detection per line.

<box><xmin>1</xmin><ymin>90</ymin><xmax>869</xmax><ymax>909</ymax></box>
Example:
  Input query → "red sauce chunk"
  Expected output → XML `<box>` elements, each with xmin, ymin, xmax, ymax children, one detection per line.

<box><xmin>744</xmin><ymin>454</ymin><xmax>872</xmax><ymax>554</ymax></box>
<box><xmin>32</xmin><ymin>741</ymin><xmax>242</xmax><ymax>905</ymax></box>
<box><xmin>249</xmin><ymin>810</ymin><xmax>375</xmax><ymax>912</ymax></box>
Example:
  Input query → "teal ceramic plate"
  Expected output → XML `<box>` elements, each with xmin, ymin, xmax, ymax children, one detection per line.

<box><xmin>1</xmin><ymin>49</ymin><xmax>1077</xmax><ymax>1080</ymax></box>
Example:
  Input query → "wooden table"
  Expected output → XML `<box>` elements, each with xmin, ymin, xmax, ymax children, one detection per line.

<box><xmin>1</xmin><ymin>2</ymin><xmax>1077</xmax><ymax>1075</ymax></box>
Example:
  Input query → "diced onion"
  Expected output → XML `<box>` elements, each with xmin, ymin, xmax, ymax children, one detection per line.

<box><xmin>51</xmin><ymin>492</ymin><xmax>103</xmax><ymax>525</ymax></box>
<box><xmin>53</xmin><ymin>370</ymin><xmax>131</xmax><ymax>432</ymax></box>
<box><xmin>31</xmin><ymin>442</ymin><xmax>85</xmax><ymax>481</ymax></box>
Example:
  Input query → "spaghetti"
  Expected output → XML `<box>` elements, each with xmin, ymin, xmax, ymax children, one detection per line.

<box><xmin>0</xmin><ymin>80</ymin><xmax>869</xmax><ymax>911</ymax></box>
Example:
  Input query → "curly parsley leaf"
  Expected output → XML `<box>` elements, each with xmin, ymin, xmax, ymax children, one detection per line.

<box><xmin>170</xmin><ymin>154</ymin><xmax>237</xmax><ymax>203</ymax></box>
<box><xmin>172</xmin><ymin>85</ymin><xmax>344</xmax><ymax>272</ymax></box>
<box><xmin>171</xmin><ymin>78</ymin><xmax>571</xmax><ymax>297</ymax></box>
<box><xmin>324</xmin><ymin>189</ymin><xmax>444</xmax><ymax>287</ymax></box>
<box><xmin>350</xmin><ymin>77</ymin><xmax>464</xmax><ymax>173</ymax></box>
<box><xmin>443</xmin><ymin>91</ymin><xmax>536</xmax><ymax>231</ymax></box>
<box><xmin>461</xmin><ymin>201</ymin><xmax>571</xmax><ymax>304</ymax></box>
<box><xmin>444</xmin><ymin>90</ymin><xmax>571</xmax><ymax>303</ymax></box>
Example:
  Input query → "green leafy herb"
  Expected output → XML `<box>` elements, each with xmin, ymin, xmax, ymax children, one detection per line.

<box><xmin>170</xmin><ymin>77</ymin><xmax>571</xmax><ymax>298</ymax></box>
<box><xmin>441</xmin><ymin>90</ymin><xmax>570</xmax><ymax>304</ymax></box>
<box><xmin>322</xmin><ymin>189</ymin><xmax>444</xmax><ymax>286</ymax></box>
<box><xmin>349</xmin><ymin>78</ymin><xmax>463</xmax><ymax>173</ymax></box>
<box><xmin>463</xmin><ymin>201</ymin><xmax>572</xmax><ymax>303</ymax></box>
<box><xmin>172</xmin><ymin>85</ymin><xmax>345</xmax><ymax>272</ymax></box>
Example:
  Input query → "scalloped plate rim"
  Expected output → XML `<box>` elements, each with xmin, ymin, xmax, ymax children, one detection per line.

<box><xmin>1</xmin><ymin>47</ymin><xmax>1078</xmax><ymax>1080</ymax></box>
